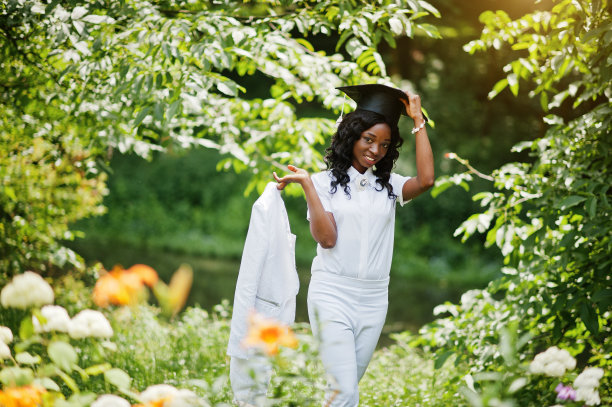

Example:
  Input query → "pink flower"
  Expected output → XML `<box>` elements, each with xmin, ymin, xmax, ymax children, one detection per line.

<box><xmin>555</xmin><ymin>383</ymin><xmax>576</xmax><ymax>401</ymax></box>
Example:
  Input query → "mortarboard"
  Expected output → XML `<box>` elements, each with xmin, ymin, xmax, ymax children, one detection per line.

<box><xmin>336</xmin><ymin>84</ymin><xmax>428</xmax><ymax>127</ymax></box>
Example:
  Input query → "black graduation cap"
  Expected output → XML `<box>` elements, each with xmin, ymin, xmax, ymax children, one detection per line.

<box><xmin>336</xmin><ymin>84</ymin><xmax>428</xmax><ymax>127</ymax></box>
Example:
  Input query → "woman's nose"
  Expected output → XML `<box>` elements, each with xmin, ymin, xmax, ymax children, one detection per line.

<box><xmin>369</xmin><ymin>144</ymin><xmax>379</xmax><ymax>154</ymax></box>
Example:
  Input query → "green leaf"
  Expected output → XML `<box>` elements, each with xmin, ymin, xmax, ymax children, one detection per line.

<box><xmin>556</xmin><ymin>195</ymin><xmax>586</xmax><ymax>210</ymax></box>
<box><xmin>587</xmin><ymin>197</ymin><xmax>597</xmax><ymax>217</ymax></box>
<box><xmin>388</xmin><ymin>17</ymin><xmax>403</xmax><ymax>35</ymax></box>
<box><xmin>56</xmin><ymin>369</ymin><xmax>79</xmax><ymax>393</ymax></box>
<box><xmin>84</xmin><ymin>363</ymin><xmax>112</xmax><ymax>376</ymax></box>
<box><xmin>48</xmin><ymin>341</ymin><xmax>78</xmax><ymax>373</ymax></box>
<box><xmin>434</xmin><ymin>350</ymin><xmax>454</xmax><ymax>369</ymax></box>
<box><xmin>34</xmin><ymin>377</ymin><xmax>60</xmax><ymax>391</ymax></box>
<box><xmin>507</xmin><ymin>73</ymin><xmax>519</xmax><ymax>96</ymax></box>
<box><xmin>592</xmin><ymin>289</ymin><xmax>612</xmax><ymax>303</ymax></box>
<box><xmin>133</xmin><ymin>106</ymin><xmax>151</xmax><ymax>127</ymax></box>
<box><xmin>217</xmin><ymin>81</ymin><xmax>236</xmax><ymax>96</ymax></box>
<box><xmin>488</xmin><ymin>78</ymin><xmax>508</xmax><ymax>99</ymax></box>
<box><xmin>0</xmin><ymin>367</ymin><xmax>34</xmax><ymax>387</ymax></box>
<box><xmin>15</xmin><ymin>352</ymin><xmax>41</xmax><ymax>365</ymax></box>
<box><xmin>19</xmin><ymin>317</ymin><xmax>34</xmax><ymax>340</ymax></box>
<box><xmin>167</xmin><ymin>100</ymin><xmax>180</xmax><ymax>120</ymax></box>
<box><xmin>104</xmin><ymin>368</ymin><xmax>132</xmax><ymax>390</ymax></box>
<box><xmin>579</xmin><ymin>302</ymin><xmax>599</xmax><ymax>335</ymax></box>
<box><xmin>418</xmin><ymin>1</ymin><xmax>441</xmax><ymax>18</ymax></box>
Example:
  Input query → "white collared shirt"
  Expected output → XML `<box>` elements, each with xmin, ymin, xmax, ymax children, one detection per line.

<box><xmin>308</xmin><ymin>167</ymin><xmax>410</xmax><ymax>280</ymax></box>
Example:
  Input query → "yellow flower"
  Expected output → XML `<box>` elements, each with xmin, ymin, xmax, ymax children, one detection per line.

<box><xmin>242</xmin><ymin>312</ymin><xmax>298</xmax><ymax>356</ymax></box>
<box><xmin>167</xmin><ymin>265</ymin><xmax>193</xmax><ymax>317</ymax></box>
<box><xmin>0</xmin><ymin>385</ymin><xmax>46</xmax><ymax>407</ymax></box>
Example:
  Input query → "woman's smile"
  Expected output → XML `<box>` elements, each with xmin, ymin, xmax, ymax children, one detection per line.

<box><xmin>352</xmin><ymin>122</ymin><xmax>391</xmax><ymax>173</ymax></box>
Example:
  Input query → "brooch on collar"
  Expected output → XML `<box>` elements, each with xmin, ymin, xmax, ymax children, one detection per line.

<box><xmin>357</xmin><ymin>176</ymin><xmax>369</xmax><ymax>191</ymax></box>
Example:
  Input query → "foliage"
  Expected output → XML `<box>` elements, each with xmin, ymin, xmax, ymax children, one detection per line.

<box><xmin>0</xmin><ymin>130</ymin><xmax>107</xmax><ymax>279</ymax></box>
<box><xmin>1</xmin><ymin>0</ymin><xmax>441</xmax><ymax>277</ymax></box>
<box><xmin>420</xmin><ymin>0</ymin><xmax>611</xmax><ymax>405</ymax></box>
<box><xmin>0</xmin><ymin>273</ymin><xmax>132</xmax><ymax>406</ymax></box>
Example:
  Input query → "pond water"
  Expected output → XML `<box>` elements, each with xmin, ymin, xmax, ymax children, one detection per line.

<box><xmin>70</xmin><ymin>241</ymin><xmax>468</xmax><ymax>340</ymax></box>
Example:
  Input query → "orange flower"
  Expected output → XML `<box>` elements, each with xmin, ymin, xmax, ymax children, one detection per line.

<box><xmin>93</xmin><ymin>264</ymin><xmax>158</xmax><ymax>307</ymax></box>
<box><xmin>132</xmin><ymin>400</ymin><xmax>167</xmax><ymax>407</ymax></box>
<box><xmin>0</xmin><ymin>385</ymin><xmax>46</xmax><ymax>407</ymax></box>
<box><xmin>444</xmin><ymin>152</ymin><xmax>457</xmax><ymax>159</ymax></box>
<box><xmin>242</xmin><ymin>312</ymin><xmax>298</xmax><ymax>356</ymax></box>
<box><xmin>128</xmin><ymin>264</ymin><xmax>159</xmax><ymax>287</ymax></box>
<box><xmin>93</xmin><ymin>272</ymin><xmax>131</xmax><ymax>307</ymax></box>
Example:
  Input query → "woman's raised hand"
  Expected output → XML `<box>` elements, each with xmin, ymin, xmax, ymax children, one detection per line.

<box><xmin>273</xmin><ymin>165</ymin><xmax>310</xmax><ymax>190</ymax></box>
<box><xmin>399</xmin><ymin>91</ymin><xmax>424</xmax><ymax>123</ymax></box>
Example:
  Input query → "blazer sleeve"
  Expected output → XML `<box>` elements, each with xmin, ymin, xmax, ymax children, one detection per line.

<box><xmin>227</xmin><ymin>202</ymin><xmax>269</xmax><ymax>359</ymax></box>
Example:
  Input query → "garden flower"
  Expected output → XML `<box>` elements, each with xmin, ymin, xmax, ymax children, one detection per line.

<box><xmin>0</xmin><ymin>271</ymin><xmax>54</xmax><ymax>309</ymax></box>
<box><xmin>0</xmin><ymin>326</ymin><xmax>13</xmax><ymax>344</ymax></box>
<box><xmin>555</xmin><ymin>383</ymin><xmax>576</xmax><ymax>401</ymax></box>
<box><xmin>167</xmin><ymin>266</ymin><xmax>193</xmax><ymax>317</ymax></box>
<box><xmin>574</xmin><ymin>367</ymin><xmax>604</xmax><ymax>406</ymax></box>
<box><xmin>91</xmin><ymin>394</ymin><xmax>131</xmax><ymax>407</ymax></box>
<box><xmin>0</xmin><ymin>385</ymin><xmax>46</xmax><ymax>406</ymax></box>
<box><xmin>444</xmin><ymin>152</ymin><xmax>457</xmax><ymax>159</ymax></box>
<box><xmin>138</xmin><ymin>384</ymin><xmax>200</xmax><ymax>406</ymax></box>
<box><xmin>242</xmin><ymin>312</ymin><xmax>298</xmax><ymax>356</ymax></box>
<box><xmin>93</xmin><ymin>264</ymin><xmax>159</xmax><ymax>307</ymax></box>
<box><xmin>129</xmin><ymin>264</ymin><xmax>159</xmax><ymax>287</ymax></box>
<box><xmin>0</xmin><ymin>342</ymin><xmax>11</xmax><ymax>359</ymax></box>
<box><xmin>529</xmin><ymin>346</ymin><xmax>576</xmax><ymax>377</ymax></box>
<box><xmin>69</xmin><ymin>309</ymin><xmax>113</xmax><ymax>339</ymax></box>
<box><xmin>33</xmin><ymin>305</ymin><xmax>71</xmax><ymax>333</ymax></box>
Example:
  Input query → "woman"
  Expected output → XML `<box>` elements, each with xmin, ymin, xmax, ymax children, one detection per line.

<box><xmin>274</xmin><ymin>84</ymin><xmax>434</xmax><ymax>406</ymax></box>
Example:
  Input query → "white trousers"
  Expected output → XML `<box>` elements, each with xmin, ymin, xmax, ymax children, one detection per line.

<box><xmin>308</xmin><ymin>272</ymin><xmax>389</xmax><ymax>407</ymax></box>
<box><xmin>229</xmin><ymin>353</ymin><xmax>272</xmax><ymax>406</ymax></box>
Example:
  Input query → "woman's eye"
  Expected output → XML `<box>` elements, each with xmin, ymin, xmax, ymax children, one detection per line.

<box><xmin>364</xmin><ymin>137</ymin><xmax>372</xmax><ymax>143</ymax></box>
<box><xmin>382</xmin><ymin>144</ymin><xmax>390</xmax><ymax>149</ymax></box>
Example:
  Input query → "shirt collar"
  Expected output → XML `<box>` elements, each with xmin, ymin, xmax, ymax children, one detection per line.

<box><xmin>348</xmin><ymin>166</ymin><xmax>377</xmax><ymax>189</ymax></box>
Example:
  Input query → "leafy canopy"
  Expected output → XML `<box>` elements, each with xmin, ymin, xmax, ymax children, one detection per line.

<box><xmin>0</xmin><ymin>0</ymin><xmax>440</xmax><ymax>275</ymax></box>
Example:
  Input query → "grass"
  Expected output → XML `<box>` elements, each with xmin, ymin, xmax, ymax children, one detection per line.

<box><xmin>98</xmin><ymin>301</ymin><xmax>463</xmax><ymax>406</ymax></box>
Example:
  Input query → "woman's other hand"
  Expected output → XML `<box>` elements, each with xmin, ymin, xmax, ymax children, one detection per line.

<box><xmin>273</xmin><ymin>165</ymin><xmax>310</xmax><ymax>190</ymax></box>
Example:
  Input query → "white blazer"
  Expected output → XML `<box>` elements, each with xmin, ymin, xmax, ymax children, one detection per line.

<box><xmin>227</xmin><ymin>182</ymin><xmax>300</xmax><ymax>359</ymax></box>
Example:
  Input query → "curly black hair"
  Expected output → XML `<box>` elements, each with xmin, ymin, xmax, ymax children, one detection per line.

<box><xmin>324</xmin><ymin>108</ymin><xmax>404</xmax><ymax>199</ymax></box>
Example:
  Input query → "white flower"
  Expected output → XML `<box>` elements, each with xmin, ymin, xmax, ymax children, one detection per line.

<box><xmin>69</xmin><ymin>310</ymin><xmax>113</xmax><ymax>339</ymax></box>
<box><xmin>574</xmin><ymin>367</ymin><xmax>604</xmax><ymax>406</ymax></box>
<box><xmin>140</xmin><ymin>384</ymin><xmax>200</xmax><ymax>406</ymax></box>
<box><xmin>91</xmin><ymin>394</ymin><xmax>131</xmax><ymax>407</ymax></box>
<box><xmin>33</xmin><ymin>305</ymin><xmax>71</xmax><ymax>333</ymax></box>
<box><xmin>1</xmin><ymin>271</ymin><xmax>54</xmax><ymax>309</ymax></box>
<box><xmin>576</xmin><ymin>387</ymin><xmax>601</xmax><ymax>406</ymax></box>
<box><xmin>140</xmin><ymin>384</ymin><xmax>179</xmax><ymax>402</ymax></box>
<box><xmin>544</xmin><ymin>361</ymin><xmax>565</xmax><ymax>377</ymax></box>
<box><xmin>575</xmin><ymin>367</ymin><xmax>604</xmax><ymax>386</ymax></box>
<box><xmin>529</xmin><ymin>346</ymin><xmax>576</xmax><ymax>377</ymax></box>
<box><xmin>0</xmin><ymin>326</ymin><xmax>13</xmax><ymax>344</ymax></box>
<box><xmin>0</xmin><ymin>342</ymin><xmax>11</xmax><ymax>359</ymax></box>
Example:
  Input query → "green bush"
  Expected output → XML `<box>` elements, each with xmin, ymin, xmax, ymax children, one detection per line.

<box><xmin>0</xmin><ymin>131</ymin><xmax>107</xmax><ymax>280</ymax></box>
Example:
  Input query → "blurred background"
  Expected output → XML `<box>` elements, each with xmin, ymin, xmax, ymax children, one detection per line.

<box><xmin>66</xmin><ymin>0</ymin><xmax>553</xmax><ymax>337</ymax></box>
